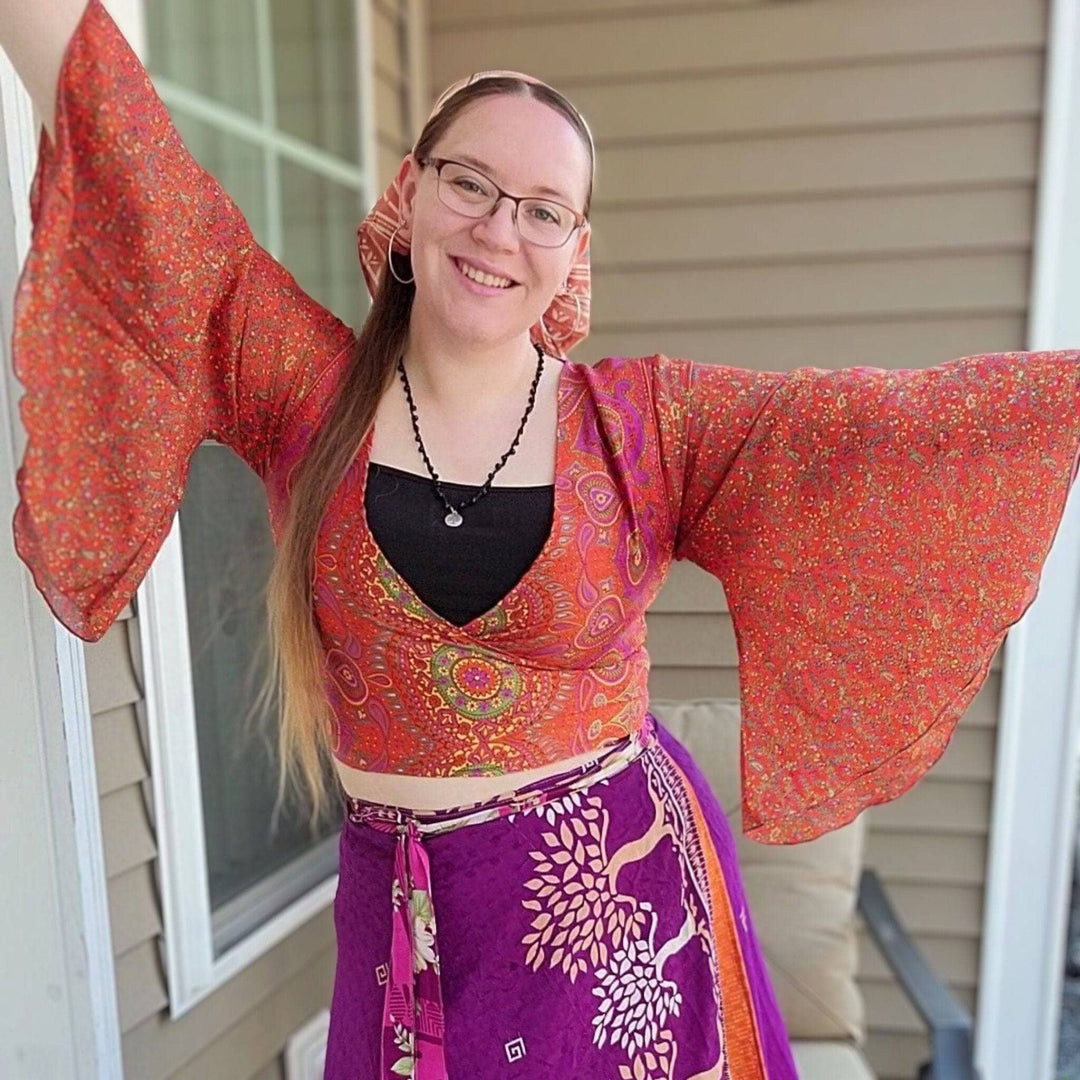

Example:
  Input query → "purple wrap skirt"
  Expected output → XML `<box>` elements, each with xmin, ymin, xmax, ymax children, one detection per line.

<box><xmin>324</xmin><ymin>712</ymin><xmax>799</xmax><ymax>1078</ymax></box>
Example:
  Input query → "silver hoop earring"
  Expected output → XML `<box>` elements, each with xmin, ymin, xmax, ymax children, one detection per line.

<box><xmin>567</xmin><ymin>288</ymin><xmax>582</xmax><ymax>331</ymax></box>
<box><xmin>540</xmin><ymin>311</ymin><xmax>558</xmax><ymax>353</ymax></box>
<box><xmin>387</xmin><ymin>222</ymin><xmax>414</xmax><ymax>285</ymax></box>
<box><xmin>558</xmin><ymin>284</ymin><xmax>582</xmax><ymax>332</ymax></box>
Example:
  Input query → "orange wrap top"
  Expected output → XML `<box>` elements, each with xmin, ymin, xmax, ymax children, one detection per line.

<box><xmin>11</xmin><ymin>0</ymin><xmax>1080</xmax><ymax>842</ymax></box>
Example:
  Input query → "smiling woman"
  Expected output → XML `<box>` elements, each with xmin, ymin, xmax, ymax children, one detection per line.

<box><xmin>7</xmin><ymin>1</ymin><xmax>1080</xmax><ymax>1078</ymax></box>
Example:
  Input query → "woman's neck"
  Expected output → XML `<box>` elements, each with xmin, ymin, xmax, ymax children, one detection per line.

<box><xmin>402</xmin><ymin>317</ymin><xmax>538</xmax><ymax>416</ymax></box>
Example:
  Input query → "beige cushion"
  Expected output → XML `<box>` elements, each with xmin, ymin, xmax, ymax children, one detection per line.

<box><xmin>649</xmin><ymin>698</ymin><xmax>866</xmax><ymax>1043</ymax></box>
<box><xmin>791</xmin><ymin>1041</ymin><xmax>876</xmax><ymax>1080</ymax></box>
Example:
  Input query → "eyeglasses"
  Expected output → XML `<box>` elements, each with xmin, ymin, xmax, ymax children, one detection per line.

<box><xmin>418</xmin><ymin>156</ymin><xmax>587</xmax><ymax>248</ymax></box>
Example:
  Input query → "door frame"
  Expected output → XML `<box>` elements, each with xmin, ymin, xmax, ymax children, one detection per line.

<box><xmin>976</xmin><ymin>1</ymin><xmax>1080</xmax><ymax>1076</ymax></box>
<box><xmin>0</xmin><ymin>1</ymin><xmax>137</xmax><ymax>1074</ymax></box>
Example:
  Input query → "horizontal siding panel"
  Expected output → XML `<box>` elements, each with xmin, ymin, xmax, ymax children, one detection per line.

<box><xmin>857</xmin><ymin>930</ymin><xmax>980</xmax><ymax>986</ymax></box>
<box><xmin>373</xmin><ymin>0</ymin><xmax>404</xmax><ymax>21</ymax></box>
<box><xmin>948</xmin><ymin>677</ymin><xmax>1001</xmax><ymax>727</ymax></box>
<box><xmin>927</xmin><ymin>727</ymin><xmax>996</xmax><ymax>783</ymax></box>
<box><xmin>378</xmin><ymin>144</ymin><xmax>405</xmax><ymax>190</ymax></box>
<box><xmin>250</xmin><ymin>1058</ymin><xmax>285</xmax><ymax>1080</ymax></box>
<box><xmin>430</xmin><ymin>0</ymin><xmax>1044</xmax><ymax>84</ymax></box>
<box><xmin>863</xmin><ymin>831</ymin><xmax>988</xmax><ymax>886</ymax></box>
<box><xmin>869</xmin><ymin>779</ymin><xmax>991</xmax><ymax>835</ymax></box>
<box><xmin>108</xmin><ymin>864</ymin><xmax>162</xmax><ymax>957</ymax></box>
<box><xmin>596</xmin><ymin>120</ymin><xmax>1039</xmax><ymax>205</ymax></box>
<box><xmin>591</xmin><ymin>187</ymin><xmax>1034</xmax><ymax>268</ymax></box>
<box><xmin>863</xmin><ymin>1030</ymin><xmax>933</xmax><ymax>1080</ymax></box>
<box><xmin>171</xmin><ymin>948</ymin><xmax>336</xmax><ymax>1080</ymax></box>
<box><xmin>377</xmin><ymin>131</ymin><xmax>407</xmax><ymax>156</ymax></box>
<box><xmin>86</xmin><ymin>624</ymin><xmax>143</xmax><ymax>714</ymax></box>
<box><xmin>575</xmin><ymin>54</ymin><xmax>1041</xmax><ymax>144</ymax></box>
<box><xmin>250</xmin><ymin>1057</ymin><xmax>285</xmax><ymax>1080</ymax></box>
<box><xmin>579</xmin><ymin>315</ymin><xmax>1029</xmax><ymax>373</ymax></box>
<box><xmin>122</xmin><ymin>909</ymin><xmax>336</xmax><ymax>1080</ymax></box>
<box><xmin>373</xmin><ymin>4</ymin><xmax>403</xmax><ymax>84</ymax></box>
<box><xmin>375</xmin><ymin>70</ymin><xmax>408</xmax><ymax>145</ymax></box>
<box><xmin>648</xmin><ymin>665</ymin><xmax>741</xmax><ymax>701</ymax></box>
<box><xmin>100</xmin><ymin>784</ymin><xmax>157</xmax><ymax>879</ymax></box>
<box><xmin>857</xmin><ymin>882</ymin><xmax>983</xmax><ymax>937</ymax></box>
<box><xmin>94</xmin><ymin>703</ymin><xmax>149</xmax><ymax>796</ymax></box>
<box><xmin>644</xmin><ymin>612</ymin><xmax>738</xmax><ymax>667</ymax></box>
<box><xmin>653</xmin><ymin>561</ymin><xmax>728</xmax><ymax>614</ymax></box>
<box><xmin>116</xmin><ymin>939</ymin><xmax>168</xmax><ymax>1034</ymax></box>
<box><xmin>860</xmin><ymin>979</ymin><xmax>976</xmax><ymax>1033</ymax></box>
<box><xmin>591</xmin><ymin>252</ymin><xmax>1030</xmax><ymax>328</ymax></box>
<box><xmin>431</xmin><ymin>0</ymin><xmax>766</xmax><ymax>22</ymax></box>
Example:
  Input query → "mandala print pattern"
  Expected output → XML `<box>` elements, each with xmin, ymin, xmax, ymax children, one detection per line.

<box><xmin>288</xmin><ymin>355</ymin><xmax>672</xmax><ymax>779</ymax></box>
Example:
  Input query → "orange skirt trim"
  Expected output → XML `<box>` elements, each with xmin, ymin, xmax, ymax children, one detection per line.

<box><xmin>669</xmin><ymin>752</ymin><xmax>768</xmax><ymax>1079</ymax></box>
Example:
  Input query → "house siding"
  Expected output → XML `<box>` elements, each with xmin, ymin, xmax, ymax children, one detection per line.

<box><xmin>426</xmin><ymin>0</ymin><xmax>1046</xmax><ymax>1076</ymax></box>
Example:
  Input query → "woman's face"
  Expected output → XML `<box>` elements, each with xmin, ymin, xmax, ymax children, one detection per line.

<box><xmin>397</xmin><ymin>94</ymin><xmax>592</xmax><ymax>351</ymax></box>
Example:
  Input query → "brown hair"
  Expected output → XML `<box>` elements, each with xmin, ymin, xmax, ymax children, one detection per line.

<box><xmin>250</xmin><ymin>76</ymin><xmax>595</xmax><ymax>834</ymax></box>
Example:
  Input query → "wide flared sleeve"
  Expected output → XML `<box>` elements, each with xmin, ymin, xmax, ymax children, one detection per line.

<box><xmin>10</xmin><ymin>0</ymin><xmax>357</xmax><ymax>643</ymax></box>
<box><xmin>648</xmin><ymin>350</ymin><xmax>1080</xmax><ymax>844</ymax></box>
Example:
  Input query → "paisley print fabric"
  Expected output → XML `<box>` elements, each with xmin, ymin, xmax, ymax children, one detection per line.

<box><xmin>653</xmin><ymin>353</ymin><xmax>1080</xmax><ymax>841</ymax></box>
<box><xmin>272</xmin><ymin>345</ymin><xmax>1080</xmax><ymax>844</ymax></box>
<box><xmin>9</xmin><ymin>0</ymin><xmax>356</xmax><ymax>641</ymax></box>
<box><xmin>10</xmin><ymin>0</ymin><xmax>1080</xmax><ymax>850</ymax></box>
<box><xmin>328</xmin><ymin>712</ymin><xmax>799</xmax><ymax>1079</ymax></box>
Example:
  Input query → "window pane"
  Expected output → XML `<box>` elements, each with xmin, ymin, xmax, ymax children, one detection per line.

<box><xmin>178</xmin><ymin>447</ymin><xmax>339</xmax><ymax>956</ymax></box>
<box><xmin>271</xmin><ymin>0</ymin><xmax>360</xmax><ymax>162</ymax></box>
<box><xmin>145</xmin><ymin>0</ymin><xmax>262</xmax><ymax>121</ymax></box>
<box><xmin>281</xmin><ymin>159</ymin><xmax>369</xmax><ymax>327</ymax></box>
<box><xmin>143</xmin><ymin>0</ymin><xmax>368</xmax><ymax>958</ymax></box>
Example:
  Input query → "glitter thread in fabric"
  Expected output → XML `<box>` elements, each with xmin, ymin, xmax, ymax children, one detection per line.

<box><xmin>11</xmin><ymin>0</ymin><xmax>1080</xmax><ymax>846</ymax></box>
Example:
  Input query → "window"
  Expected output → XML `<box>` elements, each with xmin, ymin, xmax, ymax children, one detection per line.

<box><xmin>135</xmin><ymin>0</ymin><xmax>377</xmax><ymax>1017</ymax></box>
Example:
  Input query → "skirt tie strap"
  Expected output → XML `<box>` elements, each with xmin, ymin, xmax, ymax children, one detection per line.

<box><xmin>381</xmin><ymin>817</ymin><xmax>449</xmax><ymax>1079</ymax></box>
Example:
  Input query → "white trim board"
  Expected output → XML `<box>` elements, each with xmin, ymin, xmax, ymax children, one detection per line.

<box><xmin>976</xmin><ymin>1</ymin><xmax>1080</xmax><ymax>1077</ymax></box>
<box><xmin>0</xmin><ymin>36</ymin><xmax>122</xmax><ymax>1080</ymax></box>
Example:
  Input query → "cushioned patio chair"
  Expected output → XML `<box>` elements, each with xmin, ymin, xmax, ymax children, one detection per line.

<box><xmin>649</xmin><ymin>698</ymin><xmax>979</xmax><ymax>1080</ymax></box>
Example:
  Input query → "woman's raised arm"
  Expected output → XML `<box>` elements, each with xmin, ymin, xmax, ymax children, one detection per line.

<box><xmin>7</xmin><ymin>0</ymin><xmax>357</xmax><ymax>642</ymax></box>
<box><xmin>0</xmin><ymin>0</ymin><xmax>88</xmax><ymax>142</ymax></box>
<box><xmin>646</xmin><ymin>349</ymin><xmax>1080</xmax><ymax>843</ymax></box>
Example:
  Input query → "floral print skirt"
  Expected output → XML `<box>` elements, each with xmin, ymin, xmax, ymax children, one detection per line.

<box><xmin>324</xmin><ymin>712</ymin><xmax>798</xmax><ymax>1079</ymax></box>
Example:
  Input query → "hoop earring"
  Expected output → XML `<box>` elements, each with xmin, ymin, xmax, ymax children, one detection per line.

<box><xmin>566</xmin><ymin>288</ymin><xmax>582</xmax><ymax>332</ymax></box>
<box><xmin>387</xmin><ymin>222</ymin><xmax>414</xmax><ymax>285</ymax></box>
<box><xmin>540</xmin><ymin>311</ymin><xmax>559</xmax><ymax>353</ymax></box>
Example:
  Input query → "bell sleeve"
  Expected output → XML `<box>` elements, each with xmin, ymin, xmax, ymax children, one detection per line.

<box><xmin>10</xmin><ymin>0</ymin><xmax>357</xmax><ymax>643</ymax></box>
<box><xmin>648</xmin><ymin>350</ymin><xmax>1080</xmax><ymax>844</ymax></box>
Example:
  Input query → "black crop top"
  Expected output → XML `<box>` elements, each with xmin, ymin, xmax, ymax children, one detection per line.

<box><xmin>364</xmin><ymin>462</ymin><xmax>555</xmax><ymax>626</ymax></box>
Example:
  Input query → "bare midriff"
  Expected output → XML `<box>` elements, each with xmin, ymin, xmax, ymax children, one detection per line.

<box><xmin>332</xmin><ymin>743</ymin><xmax>616</xmax><ymax>811</ymax></box>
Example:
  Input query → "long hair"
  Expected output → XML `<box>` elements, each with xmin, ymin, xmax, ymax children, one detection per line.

<box><xmin>251</xmin><ymin>76</ymin><xmax>595</xmax><ymax>833</ymax></box>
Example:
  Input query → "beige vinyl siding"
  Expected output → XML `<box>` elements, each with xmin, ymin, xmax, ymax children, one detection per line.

<box><xmin>428</xmin><ymin>0</ymin><xmax>1045</xmax><ymax>1076</ymax></box>
<box><xmin>84</xmin><ymin>4</ymin><xmax>426</xmax><ymax>1078</ymax></box>
<box><xmin>374</xmin><ymin>0</ymin><xmax>413</xmax><ymax>189</ymax></box>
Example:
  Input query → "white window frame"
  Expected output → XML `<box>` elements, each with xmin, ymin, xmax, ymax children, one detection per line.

<box><xmin>976</xmin><ymin>1</ymin><xmax>1080</xmax><ymax>1077</ymax></box>
<box><xmin>134</xmin><ymin>0</ymin><xmax>378</xmax><ymax>1018</ymax></box>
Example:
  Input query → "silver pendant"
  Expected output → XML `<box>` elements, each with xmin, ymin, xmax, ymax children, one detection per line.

<box><xmin>444</xmin><ymin>509</ymin><xmax>463</xmax><ymax>527</ymax></box>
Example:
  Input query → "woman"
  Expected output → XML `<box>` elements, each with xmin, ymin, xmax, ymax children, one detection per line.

<box><xmin>6</xmin><ymin>2</ymin><xmax>1080</xmax><ymax>1077</ymax></box>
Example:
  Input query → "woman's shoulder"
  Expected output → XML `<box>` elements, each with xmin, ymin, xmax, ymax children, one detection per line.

<box><xmin>564</xmin><ymin>353</ymin><xmax>694</xmax><ymax>410</ymax></box>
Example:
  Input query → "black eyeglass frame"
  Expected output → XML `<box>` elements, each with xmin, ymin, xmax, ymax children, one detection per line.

<box><xmin>417</xmin><ymin>155</ymin><xmax>588</xmax><ymax>248</ymax></box>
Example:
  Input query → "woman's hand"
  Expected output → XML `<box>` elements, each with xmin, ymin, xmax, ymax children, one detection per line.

<box><xmin>0</xmin><ymin>0</ymin><xmax>90</xmax><ymax>143</ymax></box>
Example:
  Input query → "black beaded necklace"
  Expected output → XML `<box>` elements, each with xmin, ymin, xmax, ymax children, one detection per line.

<box><xmin>397</xmin><ymin>340</ymin><xmax>546</xmax><ymax>527</ymax></box>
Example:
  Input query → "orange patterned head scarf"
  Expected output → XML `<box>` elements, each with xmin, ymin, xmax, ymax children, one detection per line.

<box><xmin>356</xmin><ymin>70</ymin><xmax>593</xmax><ymax>355</ymax></box>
